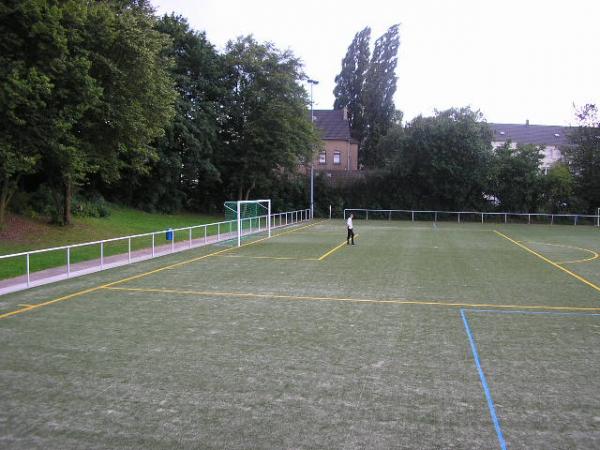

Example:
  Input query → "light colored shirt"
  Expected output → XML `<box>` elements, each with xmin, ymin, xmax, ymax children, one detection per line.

<box><xmin>346</xmin><ymin>217</ymin><xmax>353</xmax><ymax>229</ymax></box>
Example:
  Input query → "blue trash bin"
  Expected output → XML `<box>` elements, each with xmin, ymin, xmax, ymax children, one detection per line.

<box><xmin>166</xmin><ymin>228</ymin><xmax>173</xmax><ymax>241</ymax></box>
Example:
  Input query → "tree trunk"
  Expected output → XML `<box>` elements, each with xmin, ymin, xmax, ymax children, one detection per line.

<box><xmin>244</xmin><ymin>179</ymin><xmax>256</xmax><ymax>200</ymax></box>
<box><xmin>63</xmin><ymin>178</ymin><xmax>72</xmax><ymax>225</ymax></box>
<box><xmin>0</xmin><ymin>177</ymin><xmax>10</xmax><ymax>229</ymax></box>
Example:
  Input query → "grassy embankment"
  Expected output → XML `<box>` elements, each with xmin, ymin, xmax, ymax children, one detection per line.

<box><xmin>0</xmin><ymin>206</ymin><xmax>223</xmax><ymax>280</ymax></box>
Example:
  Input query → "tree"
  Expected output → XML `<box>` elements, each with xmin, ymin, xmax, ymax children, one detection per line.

<box><xmin>0</xmin><ymin>51</ymin><xmax>49</xmax><ymax>226</ymax></box>
<box><xmin>562</xmin><ymin>103</ymin><xmax>600</xmax><ymax>211</ymax></box>
<box><xmin>0</xmin><ymin>0</ymin><xmax>176</xmax><ymax>225</ymax></box>
<box><xmin>387</xmin><ymin>108</ymin><xmax>493</xmax><ymax>209</ymax></box>
<box><xmin>220</xmin><ymin>36</ymin><xmax>319</xmax><ymax>200</ymax></box>
<box><xmin>124</xmin><ymin>14</ymin><xmax>224</xmax><ymax>212</ymax></box>
<box><xmin>542</xmin><ymin>163</ymin><xmax>574</xmax><ymax>212</ymax></box>
<box><xmin>361</xmin><ymin>24</ymin><xmax>400</xmax><ymax>168</ymax></box>
<box><xmin>81</xmin><ymin>1</ymin><xmax>176</xmax><ymax>217</ymax></box>
<box><xmin>0</xmin><ymin>0</ymin><xmax>99</xmax><ymax>226</ymax></box>
<box><xmin>488</xmin><ymin>143</ymin><xmax>544</xmax><ymax>212</ymax></box>
<box><xmin>333</xmin><ymin>27</ymin><xmax>371</xmax><ymax>142</ymax></box>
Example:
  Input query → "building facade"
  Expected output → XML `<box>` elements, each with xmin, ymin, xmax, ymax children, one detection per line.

<box><xmin>310</xmin><ymin>109</ymin><xmax>359</xmax><ymax>174</ymax></box>
<box><xmin>489</xmin><ymin>121</ymin><xmax>569</xmax><ymax>171</ymax></box>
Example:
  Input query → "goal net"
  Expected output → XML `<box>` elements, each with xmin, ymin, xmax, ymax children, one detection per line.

<box><xmin>224</xmin><ymin>199</ymin><xmax>271</xmax><ymax>247</ymax></box>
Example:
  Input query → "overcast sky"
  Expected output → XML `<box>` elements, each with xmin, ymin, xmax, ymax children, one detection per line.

<box><xmin>152</xmin><ymin>0</ymin><xmax>599</xmax><ymax>126</ymax></box>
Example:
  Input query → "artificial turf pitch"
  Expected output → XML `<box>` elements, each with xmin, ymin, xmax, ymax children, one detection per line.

<box><xmin>1</xmin><ymin>220</ymin><xmax>600</xmax><ymax>449</ymax></box>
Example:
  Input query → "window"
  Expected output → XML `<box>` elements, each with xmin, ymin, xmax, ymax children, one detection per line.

<box><xmin>333</xmin><ymin>151</ymin><xmax>341</xmax><ymax>165</ymax></box>
<box><xmin>319</xmin><ymin>152</ymin><xmax>326</xmax><ymax>164</ymax></box>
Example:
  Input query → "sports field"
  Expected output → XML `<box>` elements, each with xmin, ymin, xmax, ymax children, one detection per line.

<box><xmin>1</xmin><ymin>219</ymin><xmax>600</xmax><ymax>449</ymax></box>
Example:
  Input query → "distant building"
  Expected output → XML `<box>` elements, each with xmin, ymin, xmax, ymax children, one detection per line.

<box><xmin>489</xmin><ymin>121</ymin><xmax>570</xmax><ymax>172</ymax></box>
<box><xmin>309</xmin><ymin>109</ymin><xmax>359</xmax><ymax>175</ymax></box>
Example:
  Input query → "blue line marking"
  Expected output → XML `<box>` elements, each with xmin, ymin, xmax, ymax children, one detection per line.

<box><xmin>460</xmin><ymin>309</ymin><xmax>507</xmax><ymax>450</ymax></box>
<box><xmin>465</xmin><ymin>308</ymin><xmax>600</xmax><ymax>318</ymax></box>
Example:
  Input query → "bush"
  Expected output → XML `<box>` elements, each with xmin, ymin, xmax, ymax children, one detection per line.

<box><xmin>72</xmin><ymin>195</ymin><xmax>111</xmax><ymax>218</ymax></box>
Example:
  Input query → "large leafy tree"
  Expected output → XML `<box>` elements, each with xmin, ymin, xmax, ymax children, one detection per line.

<box><xmin>220</xmin><ymin>36</ymin><xmax>319</xmax><ymax>200</ymax></box>
<box><xmin>82</xmin><ymin>1</ymin><xmax>176</xmax><ymax>215</ymax></box>
<box><xmin>563</xmin><ymin>104</ymin><xmax>600</xmax><ymax>211</ymax></box>
<box><xmin>386</xmin><ymin>108</ymin><xmax>493</xmax><ymax>209</ymax></box>
<box><xmin>542</xmin><ymin>163</ymin><xmax>574</xmax><ymax>212</ymax></box>
<box><xmin>0</xmin><ymin>0</ymin><xmax>100</xmax><ymax>226</ymax></box>
<box><xmin>0</xmin><ymin>19</ymin><xmax>50</xmax><ymax>226</ymax></box>
<box><xmin>333</xmin><ymin>27</ymin><xmax>371</xmax><ymax>142</ymax></box>
<box><xmin>361</xmin><ymin>24</ymin><xmax>400</xmax><ymax>168</ymax></box>
<box><xmin>124</xmin><ymin>14</ymin><xmax>224</xmax><ymax>212</ymax></box>
<box><xmin>488</xmin><ymin>143</ymin><xmax>544</xmax><ymax>212</ymax></box>
<box><xmin>0</xmin><ymin>0</ymin><xmax>175</xmax><ymax>225</ymax></box>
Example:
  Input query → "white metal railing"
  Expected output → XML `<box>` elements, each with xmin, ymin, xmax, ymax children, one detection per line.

<box><xmin>0</xmin><ymin>208</ymin><xmax>311</xmax><ymax>291</ymax></box>
<box><xmin>344</xmin><ymin>208</ymin><xmax>600</xmax><ymax>227</ymax></box>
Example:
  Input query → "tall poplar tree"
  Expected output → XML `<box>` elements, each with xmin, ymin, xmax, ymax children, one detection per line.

<box><xmin>362</xmin><ymin>24</ymin><xmax>400</xmax><ymax>168</ymax></box>
<box><xmin>333</xmin><ymin>27</ymin><xmax>371</xmax><ymax>142</ymax></box>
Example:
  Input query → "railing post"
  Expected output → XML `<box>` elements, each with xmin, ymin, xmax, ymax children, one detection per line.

<box><xmin>575</xmin><ymin>215</ymin><xmax>578</xmax><ymax>226</ymax></box>
<box><xmin>551</xmin><ymin>215</ymin><xmax>554</xmax><ymax>225</ymax></box>
<box><xmin>366</xmin><ymin>210</ymin><xmax>369</xmax><ymax>220</ymax></box>
<box><xmin>152</xmin><ymin>233</ymin><xmax>155</xmax><ymax>257</ymax></box>
<box><xmin>435</xmin><ymin>211</ymin><xmax>438</xmax><ymax>222</ymax></box>
<box><xmin>458</xmin><ymin>213</ymin><xmax>461</xmax><ymax>223</ymax></box>
<box><xmin>204</xmin><ymin>226</ymin><xmax>207</xmax><ymax>244</ymax></box>
<box><xmin>67</xmin><ymin>247</ymin><xmax>71</xmax><ymax>277</ymax></box>
<box><xmin>100</xmin><ymin>242</ymin><xmax>104</xmax><ymax>269</ymax></box>
<box><xmin>528</xmin><ymin>214</ymin><xmax>531</xmax><ymax>225</ymax></box>
<box><xmin>411</xmin><ymin>211</ymin><xmax>414</xmax><ymax>222</ymax></box>
<box><xmin>189</xmin><ymin>228</ymin><xmax>192</xmax><ymax>248</ymax></box>
<box><xmin>481</xmin><ymin>213</ymin><xmax>484</xmax><ymax>224</ymax></box>
<box><xmin>26</xmin><ymin>253</ymin><xmax>30</xmax><ymax>287</ymax></box>
<box><xmin>128</xmin><ymin>238</ymin><xmax>132</xmax><ymax>263</ymax></box>
<box><xmin>504</xmin><ymin>213</ymin><xmax>507</xmax><ymax>224</ymax></box>
<box><xmin>171</xmin><ymin>231</ymin><xmax>175</xmax><ymax>253</ymax></box>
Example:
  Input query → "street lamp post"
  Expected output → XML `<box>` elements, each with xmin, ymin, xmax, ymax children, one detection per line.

<box><xmin>307</xmin><ymin>78</ymin><xmax>318</xmax><ymax>219</ymax></box>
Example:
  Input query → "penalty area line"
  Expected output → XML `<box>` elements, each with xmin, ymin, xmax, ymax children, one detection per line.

<box><xmin>318</xmin><ymin>234</ymin><xmax>360</xmax><ymax>261</ymax></box>
<box><xmin>494</xmin><ymin>230</ymin><xmax>600</xmax><ymax>295</ymax></box>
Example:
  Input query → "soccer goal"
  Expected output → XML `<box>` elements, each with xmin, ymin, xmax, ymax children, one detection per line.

<box><xmin>224</xmin><ymin>199</ymin><xmax>271</xmax><ymax>247</ymax></box>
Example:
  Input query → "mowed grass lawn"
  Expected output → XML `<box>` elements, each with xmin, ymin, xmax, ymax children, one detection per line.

<box><xmin>0</xmin><ymin>207</ymin><xmax>223</xmax><ymax>280</ymax></box>
<box><xmin>1</xmin><ymin>220</ymin><xmax>600</xmax><ymax>448</ymax></box>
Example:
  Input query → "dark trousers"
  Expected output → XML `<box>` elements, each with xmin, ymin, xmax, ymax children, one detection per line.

<box><xmin>347</xmin><ymin>227</ymin><xmax>354</xmax><ymax>244</ymax></box>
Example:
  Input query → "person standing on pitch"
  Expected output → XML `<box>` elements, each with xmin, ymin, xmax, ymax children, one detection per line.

<box><xmin>346</xmin><ymin>213</ymin><xmax>355</xmax><ymax>245</ymax></box>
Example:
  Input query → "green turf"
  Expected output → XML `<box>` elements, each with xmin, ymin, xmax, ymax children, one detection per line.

<box><xmin>1</xmin><ymin>219</ymin><xmax>600</xmax><ymax>448</ymax></box>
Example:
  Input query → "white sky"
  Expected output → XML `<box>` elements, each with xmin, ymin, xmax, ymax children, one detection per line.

<box><xmin>152</xmin><ymin>0</ymin><xmax>599</xmax><ymax>126</ymax></box>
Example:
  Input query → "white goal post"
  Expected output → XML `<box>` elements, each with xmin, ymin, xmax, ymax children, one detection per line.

<box><xmin>225</xmin><ymin>199</ymin><xmax>271</xmax><ymax>247</ymax></box>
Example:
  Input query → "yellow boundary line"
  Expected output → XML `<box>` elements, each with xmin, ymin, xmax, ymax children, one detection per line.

<box><xmin>318</xmin><ymin>234</ymin><xmax>359</xmax><ymax>261</ymax></box>
<box><xmin>103</xmin><ymin>286</ymin><xmax>600</xmax><ymax>312</ymax></box>
<box><xmin>517</xmin><ymin>240</ymin><xmax>599</xmax><ymax>265</ymax></box>
<box><xmin>494</xmin><ymin>230</ymin><xmax>600</xmax><ymax>294</ymax></box>
<box><xmin>0</xmin><ymin>220</ymin><xmax>326</xmax><ymax>320</ymax></box>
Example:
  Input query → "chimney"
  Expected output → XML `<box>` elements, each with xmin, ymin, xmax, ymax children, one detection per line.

<box><xmin>343</xmin><ymin>106</ymin><xmax>348</xmax><ymax>121</ymax></box>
